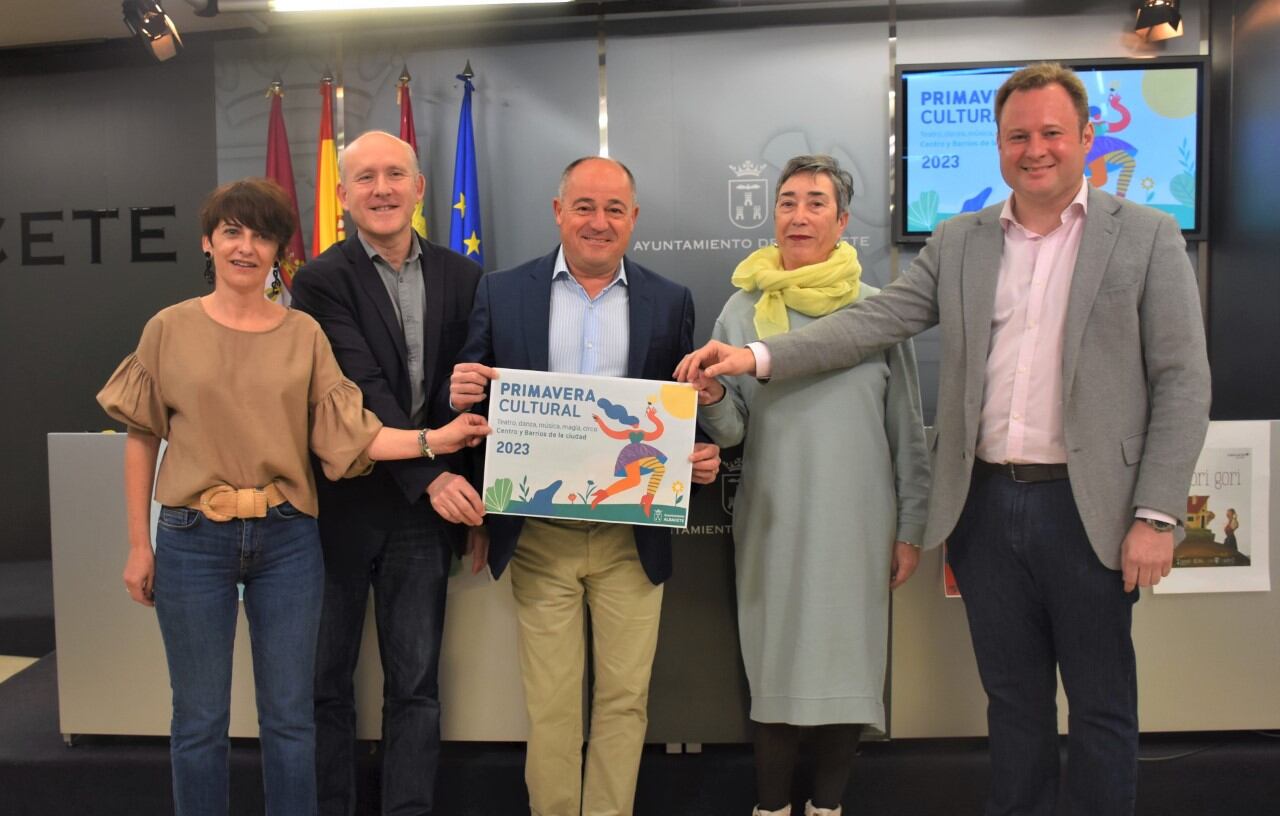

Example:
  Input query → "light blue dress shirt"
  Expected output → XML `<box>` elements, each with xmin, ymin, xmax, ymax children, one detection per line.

<box><xmin>547</xmin><ymin>246</ymin><xmax>630</xmax><ymax>378</ymax></box>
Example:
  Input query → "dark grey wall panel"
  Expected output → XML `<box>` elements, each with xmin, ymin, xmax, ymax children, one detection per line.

<box><xmin>608</xmin><ymin>23</ymin><xmax>895</xmax><ymax>346</ymax></box>
<box><xmin>1209</xmin><ymin>0</ymin><xmax>1280</xmax><ymax>419</ymax></box>
<box><xmin>0</xmin><ymin>41</ymin><xmax>218</xmax><ymax>562</ymax></box>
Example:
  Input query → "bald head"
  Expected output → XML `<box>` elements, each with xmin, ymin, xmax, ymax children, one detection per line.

<box><xmin>336</xmin><ymin>129</ymin><xmax>425</xmax><ymax>248</ymax></box>
<box><xmin>339</xmin><ymin>130</ymin><xmax>420</xmax><ymax>184</ymax></box>
<box><xmin>557</xmin><ymin>156</ymin><xmax>637</xmax><ymax>202</ymax></box>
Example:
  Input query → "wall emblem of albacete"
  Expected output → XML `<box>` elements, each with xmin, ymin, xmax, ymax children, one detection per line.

<box><xmin>728</xmin><ymin>160</ymin><xmax>769</xmax><ymax>230</ymax></box>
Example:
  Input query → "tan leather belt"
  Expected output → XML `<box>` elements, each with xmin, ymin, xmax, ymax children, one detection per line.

<box><xmin>975</xmin><ymin>459</ymin><xmax>1069</xmax><ymax>484</ymax></box>
<box><xmin>196</xmin><ymin>483</ymin><xmax>287</xmax><ymax>522</ymax></box>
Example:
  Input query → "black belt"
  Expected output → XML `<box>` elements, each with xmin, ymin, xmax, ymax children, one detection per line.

<box><xmin>975</xmin><ymin>459</ymin><xmax>1069</xmax><ymax>483</ymax></box>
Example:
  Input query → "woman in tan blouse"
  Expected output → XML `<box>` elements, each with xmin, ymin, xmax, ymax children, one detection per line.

<box><xmin>97</xmin><ymin>178</ymin><xmax>488</xmax><ymax>816</ymax></box>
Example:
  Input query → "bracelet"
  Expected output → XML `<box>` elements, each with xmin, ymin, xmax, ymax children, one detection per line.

<box><xmin>417</xmin><ymin>428</ymin><xmax>435</xmax><ymax>460</ymax></box>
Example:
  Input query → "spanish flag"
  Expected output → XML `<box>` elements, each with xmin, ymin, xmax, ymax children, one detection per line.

<box><xmin>313</xmin><ymin>75</ymin><xmax>344</xmax><ymax>257</ymax></box>
<box><xmin>449</xmin><ymin>69</ymin><xmax>483</xmax><ymax>266</ymax></box>
<box><xmin>397</xmin><ymin>68</ymin><xmax>428</xmax><ymax>239</ymax></box>
<box><xmin>264</xmin><ymin>81</ymin><xmax>306</xmax><ymax>301</ymax></box>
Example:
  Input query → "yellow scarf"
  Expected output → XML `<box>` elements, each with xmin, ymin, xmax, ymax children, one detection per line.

<box><xmin>731</xmin><ymin>241</ymin><xmax>862</xmax><ymax>339</ymax></box>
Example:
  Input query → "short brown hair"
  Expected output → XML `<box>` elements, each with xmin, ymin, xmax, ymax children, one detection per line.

<box><xmin>198</xmin><ymin>178</ymin><xmax>297</xmax><ymax>261</ymax></box>
<box><xmin>995</xmin><ymin>62</ymin><xmax>1090</xmax><ymax>132</ymax></box>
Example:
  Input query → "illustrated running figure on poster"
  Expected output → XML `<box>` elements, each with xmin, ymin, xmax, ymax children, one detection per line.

<box><xmin>591</xmin><ymin>399</ymin><xmax>669</xmax><ymax>518</ymax></box>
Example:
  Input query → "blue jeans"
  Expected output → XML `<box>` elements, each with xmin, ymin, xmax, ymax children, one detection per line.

<box><xmin>946</xmin><ymin>471</ymin><xmax>1139</xmax><ymax>816</ymax></box>
<box><xmin>154</xmin><ymin>503</ymin><xmax>324</xmax><ymax>816</ymax></box>
<box><xmin>314</xmin><ymin>509</ymin><xmax>452</xmax><ymax>816</ymax></box>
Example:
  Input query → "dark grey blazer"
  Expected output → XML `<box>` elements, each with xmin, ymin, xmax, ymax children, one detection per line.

<box><xmin>291</xmin><ymin>234</ymin><xmax>483</xmax><ymax>562</ymax></box>
<box><xmin>765</xmin><ymin>187</ymin><xmax>1211</xmax><ymax>569</ymax></box>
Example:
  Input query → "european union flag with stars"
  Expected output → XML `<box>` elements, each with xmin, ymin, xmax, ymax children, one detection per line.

<box><xmin>449</xmin><ymin>72</ymin><xmax>483</xmax><ymax>267</ymax></box>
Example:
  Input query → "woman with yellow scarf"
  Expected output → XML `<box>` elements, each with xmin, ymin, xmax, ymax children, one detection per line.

<box><xmin>693</xmin><ymin>156</ymin><xmax>930</xmax><ymax>816</ymax></box>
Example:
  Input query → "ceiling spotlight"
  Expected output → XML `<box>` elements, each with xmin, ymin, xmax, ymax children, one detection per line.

<box><xmin>122</xmin><ymin>0</ymin><xmax>184</xmax><ymax>61</ymax></box>
<box><xmin>1135</xmin><ymin>0</ymin><xmax>1184</xmax><ymax>42</ymax></box>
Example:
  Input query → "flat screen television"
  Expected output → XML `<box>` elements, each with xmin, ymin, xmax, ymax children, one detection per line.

<box><xmin>894</xmin><ymin>56</ymin><xmax>1208</xmax><ymax>242</ymax></box>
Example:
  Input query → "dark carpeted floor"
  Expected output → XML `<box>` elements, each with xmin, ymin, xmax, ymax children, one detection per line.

<box><xmin>3</xmin><ymin>653</ymin><xmax>1278</xmax><ymax>815</ymax></box>
<box><xmin>0</xmin><ymin>560</ymin><xmax>55</xmax><ymax>657</ymax></box>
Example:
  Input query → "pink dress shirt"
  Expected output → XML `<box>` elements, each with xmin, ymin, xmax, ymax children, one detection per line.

<box><xmin>752</xmin><ymin>180</ymin><xmax>1173</xmax><ymax>525</ymax></box>
<box><xmin>975</xmin><ymin>182</ymin><xmax>1088</xmax><ymax>465</ymax></box>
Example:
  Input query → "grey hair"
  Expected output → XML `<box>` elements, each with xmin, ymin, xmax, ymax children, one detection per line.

<box><xmin>338</xmin><ymin>130</ymin><xmax>420</xmax><ymax>182</ymax></box>
<box><xmin>775</xmin><ymin>155</ymin><xmax>854</xmax><ymax>217</ymax></box>
<box><xmin>557</xmin><ymin>155</ymin><xmax>637</xmax><ymax>202</ymax></box>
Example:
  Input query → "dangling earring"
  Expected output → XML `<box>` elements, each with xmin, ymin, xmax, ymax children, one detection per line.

<box><xmin>203</xmin><ymin>251</ymin><xmax>214</xmax><ymax>286</ymax></box>
<box><xmin>265</xmin><ymin>262</ymin><xmax>284</xmax><ymax>302</ymax></box>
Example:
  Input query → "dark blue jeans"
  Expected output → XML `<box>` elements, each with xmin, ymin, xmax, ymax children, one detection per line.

<box><xmin>313</xmin><ymin>510</ymin><xmax>451</xmax><ymax>816</ymax></box>
<box><xmin>153</xmin><ymin>503</ymin><xmax>324</xmax><ymax>816</ymax></box>
<box><xmin>947</xmin><ymin>471</ymin><xmax>1139</xmax><ymax>816</ymax></box>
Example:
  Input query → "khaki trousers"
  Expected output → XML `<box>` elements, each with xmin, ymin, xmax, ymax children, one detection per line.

<box><xmin>510</xmin><ymin>519</ymin><xmax>664</xmax><ymax>816</ymax></box>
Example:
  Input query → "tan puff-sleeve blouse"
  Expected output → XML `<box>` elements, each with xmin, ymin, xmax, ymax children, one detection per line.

<box><xmin>97</xmin><ymin>298</ymin><xmax>383</xmax><ymax>517</ymax></box>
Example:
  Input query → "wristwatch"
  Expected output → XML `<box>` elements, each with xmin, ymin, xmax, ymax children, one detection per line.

<box><xmin>1138</xmin><ymin>517</ymin><xmax>1176</xmax><ymax>533</ymax></box>
<box><xmin>417</xmin><ymin>428</ymin><xmax>436</xmax><ymax>461</ymax></box>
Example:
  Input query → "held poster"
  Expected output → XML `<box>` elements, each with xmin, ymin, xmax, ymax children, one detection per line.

<box><xmin>1155</xmin><ymin>421</ymin><xmax>1272</xmax><ymax>594</ymax></box>
<box><xmin>481</xmin><ymin>368</ymin><xmax>697</xmax><ymax>529</ymax></box>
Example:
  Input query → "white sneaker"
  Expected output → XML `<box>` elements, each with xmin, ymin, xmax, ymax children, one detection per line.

<box><xmin>752</xmin><ymin>806</ymin><xmax>792</xmax><ymax>816</ymax></box>
<box><xmin>804</xmin><ymin>801</ymin><xmax>841</xmax><ymax>816</ymax></box>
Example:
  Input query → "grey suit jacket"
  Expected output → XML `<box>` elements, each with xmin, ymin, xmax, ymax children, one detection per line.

<box><xmin>765</xmin><ymin>187</ymin><xmax>1211</xmax><ymax>569</ymax></box>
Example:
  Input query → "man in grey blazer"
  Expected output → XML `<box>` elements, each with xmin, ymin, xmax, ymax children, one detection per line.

<box><xmin>678</xmin><ymin>63</ymin><xmax>1210</xmax><ymax>816</ymax></box>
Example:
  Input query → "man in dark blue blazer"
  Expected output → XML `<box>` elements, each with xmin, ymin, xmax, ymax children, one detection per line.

<box><xmin>450</xmin><ymin>156</ymin><xmax>720</xmax><ymax>816</ymax></box>
<box><xmin>292</xmin><ymin>131</ymin><xmax>485</xmax><ymax>816</ymax></box>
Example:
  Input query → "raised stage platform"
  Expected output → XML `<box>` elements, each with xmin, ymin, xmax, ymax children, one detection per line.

<box><xmin>2</xmin><ymin>653</ymin><xmax>1276</xmax><ymax>815</ymax></box>
<box><xmin>0</xmin><ymin>560</ymin><xmax>54</xmax><ymax>658</ymax></box>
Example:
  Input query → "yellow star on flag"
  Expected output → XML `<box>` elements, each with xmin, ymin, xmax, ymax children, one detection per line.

<box><xmin>453</xmin><ymin>192</ymin><xmax>467</xmax><ymax>218</ymax></box>
<box><xmin>463</xmin><ymin>231</ymin><xmax>482</xmax><ymax>257</ymax></box>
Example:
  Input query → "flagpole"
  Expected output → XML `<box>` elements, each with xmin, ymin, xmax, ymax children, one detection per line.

<box><xmin>265</xmin><ymin>80</ymin><xmax>287</xmax><ymax>302</ymax></box>
<box><xmin>313</xmin><ymin>73</ymin><xmax>345</xmax><ymax>258</ymax></box>
<box><xmin>264</xmin><ymin>78</ymin><xmax>307</xmax><ymax>302</ymax></box>
<box><xmin>398</xmin><ymin>66</ymin><xmax>428</xmax><ymax>239</ymax></box>
<box><xmin>449</xmin><ymin>61</ymin><xmax>483</xmax><ymax>268</ymax></box>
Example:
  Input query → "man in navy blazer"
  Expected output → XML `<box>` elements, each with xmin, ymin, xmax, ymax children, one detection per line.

<box><xmin>451</xmin><ymin>156</ymin><xmax>720</xmax><ymax>816</ymax></box>
<box><xmin>292</xmin><ymin>131</ymin><xmax>484</xmax><ymax>816</ymax></box>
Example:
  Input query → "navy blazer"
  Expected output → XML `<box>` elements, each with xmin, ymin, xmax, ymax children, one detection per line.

<box><xmin>458</xmin><ymin>248</ymin><xmax>696</xmax><ymax>584</ymax></box>
<box><xmin>292</xmin><ymin>234</ymin><xmax>483</xmax><ymax>560</ymax></box>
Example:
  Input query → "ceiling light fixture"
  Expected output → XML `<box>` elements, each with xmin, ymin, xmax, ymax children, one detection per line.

<box><xmin>123</xmin><ymin>0</ymin><xmax>184</xmax><ymax>61</ymax></box>
<box><xmin>1135</xmin><ymin>0</ymin><xmax>1184</xmax><ymax>42</ymax></box>
<box><xmin>208</xmin><ymin>0</ymin><xmax>572</xmax><ymax>11</ymax></box>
